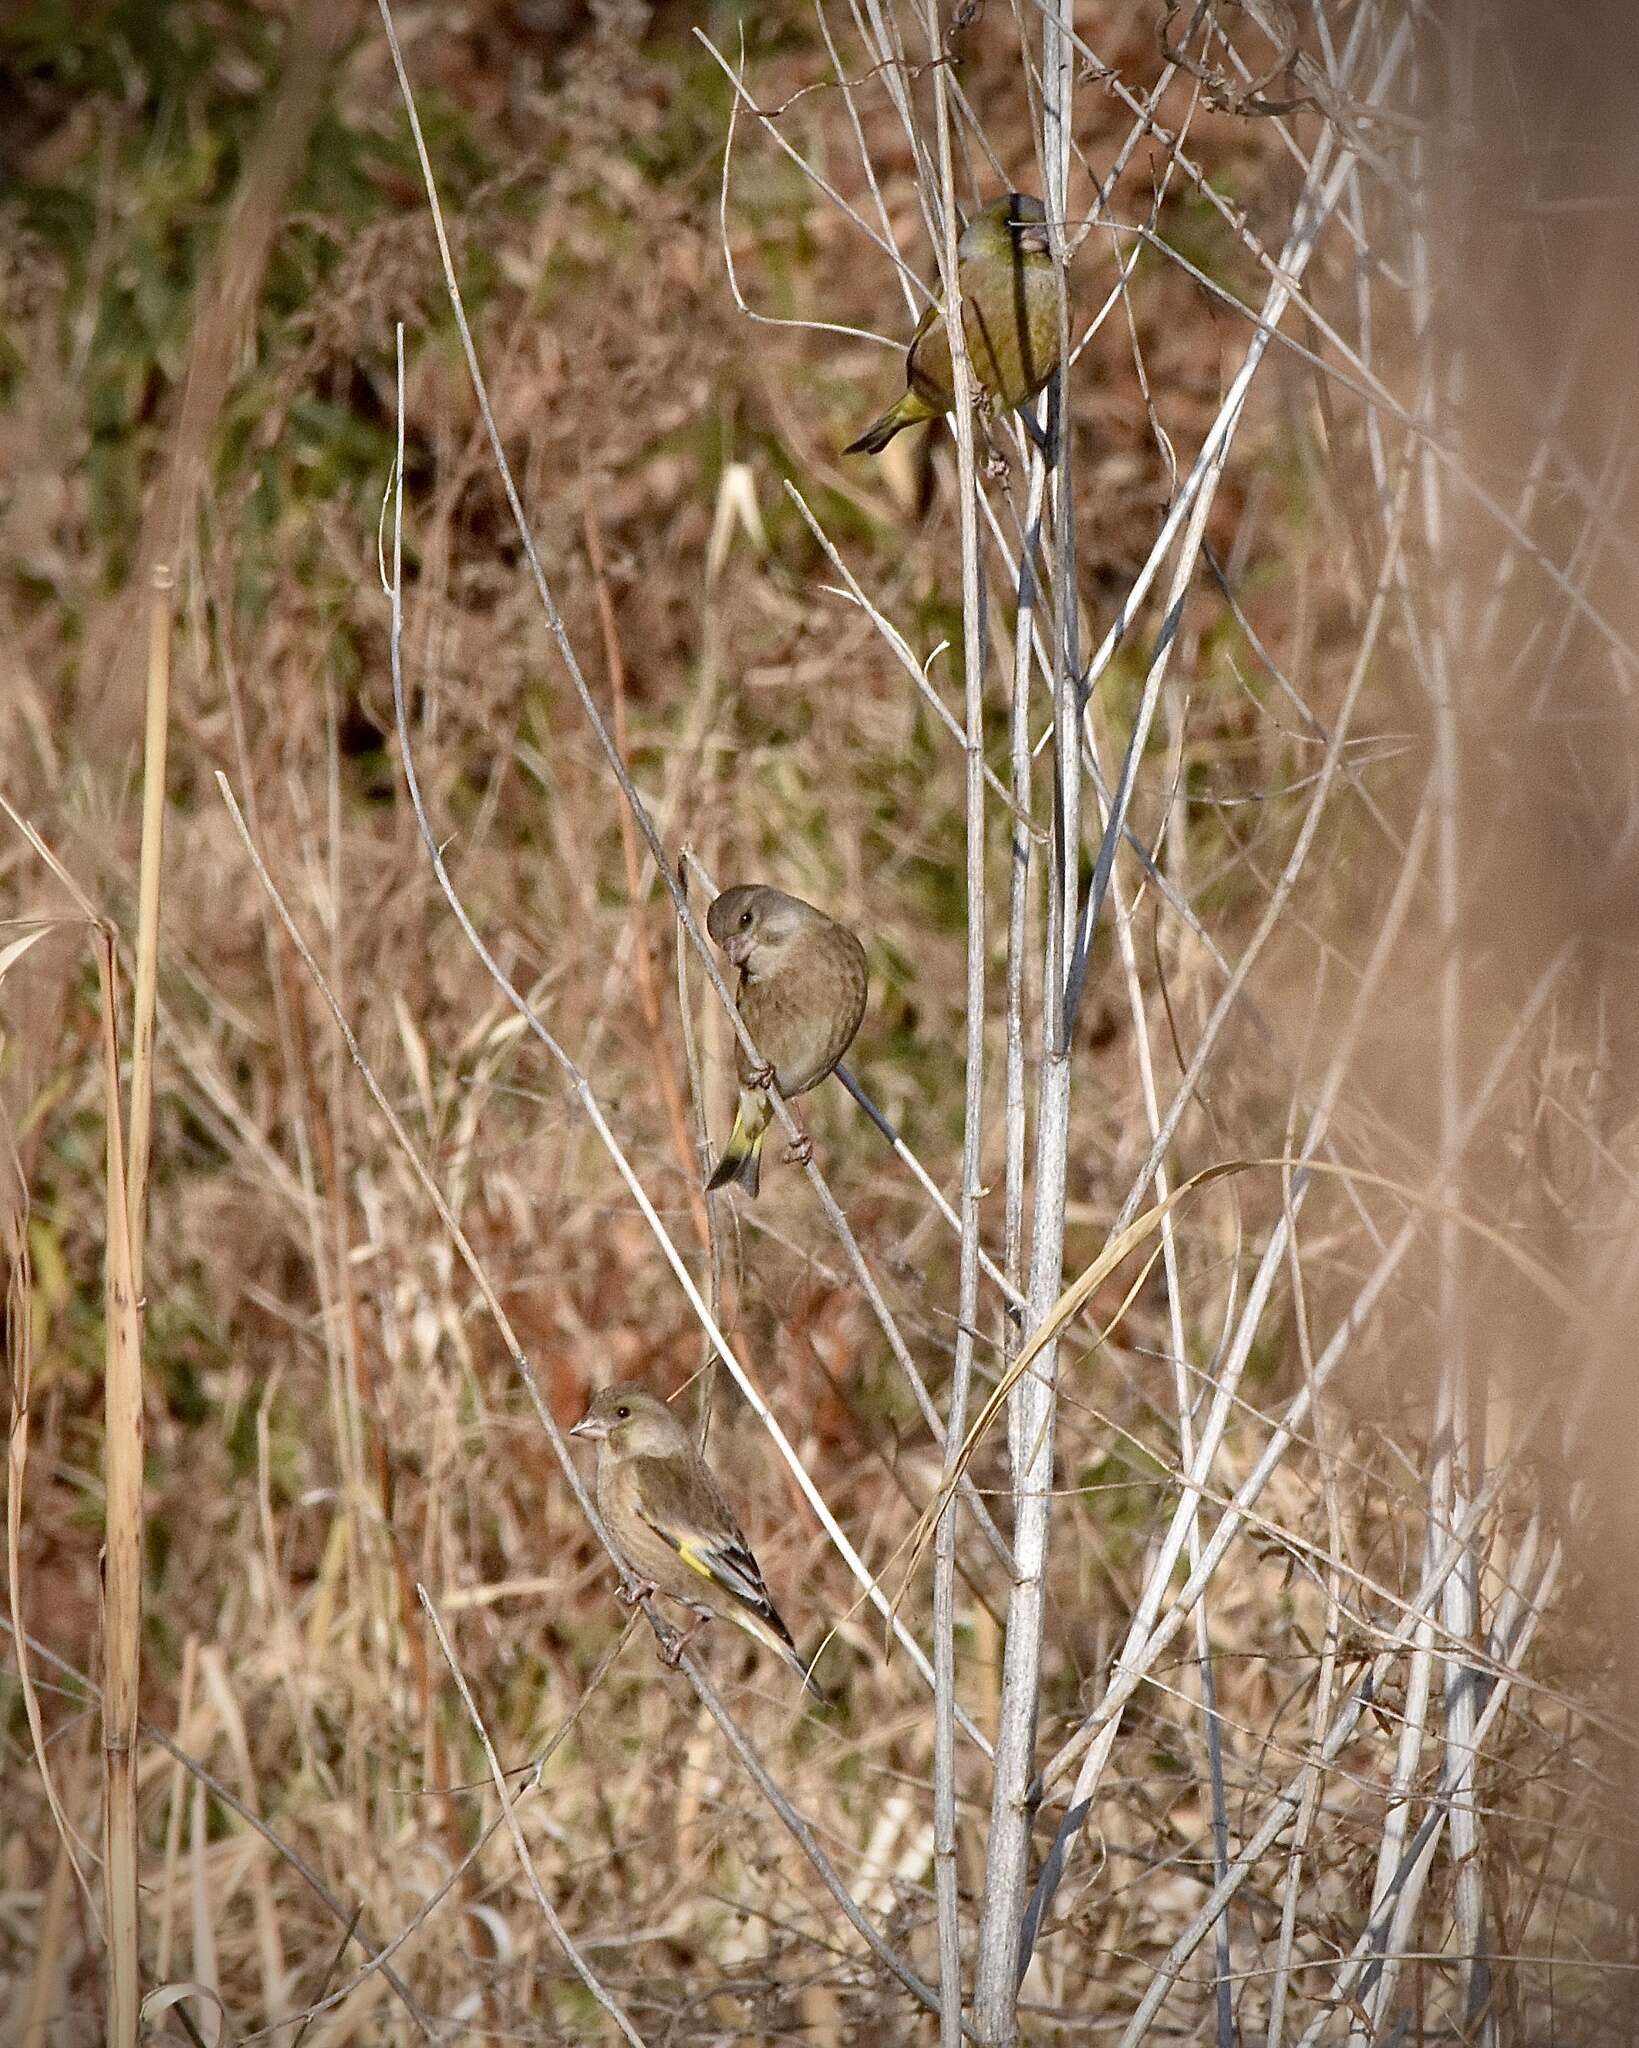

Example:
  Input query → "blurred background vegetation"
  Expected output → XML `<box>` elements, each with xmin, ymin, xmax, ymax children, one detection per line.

<box><xmin>4</xmin><ymin>0</ymin><xmax>1623</xmax><ymax>2040</ymax></box>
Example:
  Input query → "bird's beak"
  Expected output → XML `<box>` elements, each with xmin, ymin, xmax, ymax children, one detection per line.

<box><xmin>1019</xmin><ymin>223</ymin><xmax>1051</xmax><ymax>257</ymax></box>
<box><xmin>724</xmin><ymin>931</ymin><xmax>756</xmax><ymax>968</ymax></box>
<box><xmin>570</xmin><ymin>1414</ymin><xmax>603</xmax><ymax>1441</ymax></box>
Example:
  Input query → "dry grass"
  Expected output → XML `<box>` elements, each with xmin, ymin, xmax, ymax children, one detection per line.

<box><xmin>3</xmin><ymin>0</ymin><xmax>1637</xmax><ymax>2041</ymax></box>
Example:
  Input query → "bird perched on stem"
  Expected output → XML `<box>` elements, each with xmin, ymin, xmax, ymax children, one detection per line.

<box><xmin>844</xmin><ymin>192</ymin><xmax>1065</xmax><ymax>456</ymax></box>
<box><xmin>571</xmin><ymin>1383</ymin><xmax>827</xmax><ymax>1702</ymax></box>
<box><xmin>704</xmin><ymin>883</ymin><xmax>867</xmax><ymax>1197</ymax></box>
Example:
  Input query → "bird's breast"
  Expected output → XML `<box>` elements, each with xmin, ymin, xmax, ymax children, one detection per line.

<box><xmin>736</xmin><ymin>928</ymin><xmax>866</xmax><ymax>1097</ymax></box>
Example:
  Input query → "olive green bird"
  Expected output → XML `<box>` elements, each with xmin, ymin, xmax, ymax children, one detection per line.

<box><xmin>704</xmin><ymin>883</ymin><xmax>868</xmax><ymax>1198</ymax></box>
<box><xmin>844</xmin><ymin>192</ymin><xmax>1064</xmax><ymax>456</ymax></box>
<box><xmin>571</xmin><ymin>1383</ymin><xmax>827</xmax><ymax>1702</ymax></box>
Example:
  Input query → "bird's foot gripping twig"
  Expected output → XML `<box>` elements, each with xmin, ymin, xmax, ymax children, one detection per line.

<box><xmin>659</xmin><ymin>1617</ymin><xmax>710</xmax><ymax>1669</ymax></box>
<box><xmin>617</xmin><ymin>1576</ymin><xmax>658</xmax><ymax>1609</ymax></box>
<box><xmin>973</xmin><ymin>392</ymin><xmax>1013</xmax><ymax>481</ymax></box>
<box><xmin>781</xmin><ymin>1129</ymin><xmax>813</xmax><ymax>1168</ymax></box>
<box><xmin>746</xmin><ymin>1059</ymin><xmax>775</xmax><ymax>1092</ymax></box>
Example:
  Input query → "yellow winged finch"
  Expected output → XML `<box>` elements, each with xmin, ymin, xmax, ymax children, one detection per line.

<box><xmin>571</xmin><ymin>1383</ymin><xmax>826</xmax><ymax>1701</ymax></box>
<box><xmin>704</xmin><ymin>883</ymin><xmax>867</xmax><ymax>1197</ymax></box>
<box><xmin>845</xmin><ymin>192</ymin><xmax>1065</xmax><ymax>456</ymax></box>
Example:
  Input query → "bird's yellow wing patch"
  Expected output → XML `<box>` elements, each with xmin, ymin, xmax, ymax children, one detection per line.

<box><xmin>669</xmin><ymin>1529</ymin><xmax>767</xmax><ymax>1612</ymax></box>
<box><xmin>676</xmin><ymin>1537</ymin><xmax>718</xmax><ymax>1585</ymax></box>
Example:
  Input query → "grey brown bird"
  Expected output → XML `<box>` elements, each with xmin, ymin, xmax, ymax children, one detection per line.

<box><xmin>704</xmin><ymin>883</ymin><xmax>868</xmax><ymax>1197</ymax></box>
<box><xmin>844</xmin><ymin>192</ymin><xmax>1065</xmax><ymax>456</ymax></box>
<box><xmin>571</xmin><ymin>1383</ymin><xmax>826</xmax><ymax>1701</ymax></box>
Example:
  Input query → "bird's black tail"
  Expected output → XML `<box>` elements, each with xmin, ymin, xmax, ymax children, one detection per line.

<box><xmin>705</xmin><ymin>1137</ymin><xmax>761</xmax><ymax>1197</ymax></box>
<box><xmin>843</xmin><ymin>409</ymin><xmax>907</xmax><ymax>456</ymax></box>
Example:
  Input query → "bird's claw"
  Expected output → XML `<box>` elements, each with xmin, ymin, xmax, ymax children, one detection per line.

<box><xmin>659</xmin><ymin>1618</ymin><xmax>707</xmax><ymax>1669</ymax></box>
<box><xmin>748</xmin><ymin>1060</ymin><xmax>776</xmax><ymax>1092</ymax></box>
<box><xmin>983</xmin><ymin>447</ymin><xmax>1010</xmax><ymax>484</ymax></box>
<box><xmin>617</xmin><ymin>1577</ymin><xmax>657</xmax><ymax>1609</ymax></box>
<box><xmin>782</xmin><ymin>1134</ymin><xmax>814</xmax><ymax>1168</ymax></box>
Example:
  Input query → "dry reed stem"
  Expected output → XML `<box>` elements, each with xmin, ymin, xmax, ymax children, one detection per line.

<box><xmin>974</xmin><ymin>0</ymin><xmax>1080</xmax><ymax>2008</ymax></box>
<box><xmin>94</xmin><ymin>556</ymin><xmax>173</xmax><ymax>2045</ymax></box>
<box><xmin>125</xmin><ymin>565</ymin><xmax>171</xmax><ymax>1289</ymax></box>
<box><xmin>99</xmin><ymin>913</ymin><xmax>143</xmax><ymax>2048</ymax></box>
<box><xmin>920</xmin><ymin>4</ymin><xmax>990</xmax><ymax>2032</ymax></box>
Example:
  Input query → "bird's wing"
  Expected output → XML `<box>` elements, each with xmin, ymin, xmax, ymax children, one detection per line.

<box><xmin>629</xmin><ymin>1455</ymin><xmax>790</xmax><ymax>1636</ymax></box>
<box><xmin>908</xmin><ymin>299</ymin><xmax>940</xmax><ymax>347</ymax></box>
<box><xmin>814</xmin><ymin>925</ymin><xmax>868</xmax><ymax>1078</ymax></box>
<box><xmin>905</xmin><ymin>298</ymin><xmax>954</xmax><ymax>413</ymax></box>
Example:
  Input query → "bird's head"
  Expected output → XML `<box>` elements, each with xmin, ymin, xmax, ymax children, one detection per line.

<box><xmin>962</xmin><ymin>190</ymin><xmax>1052</xmax><ymax>264</ymax></box>
<box><xmin>571</xmin><ymin>1382</ymin><xmax>691</xmax><ymax>1459</ymax></box>
<box><xmin>707</xmin><ymin>884</ymin><xmax>816</xmax><ymax>973</ymax></box>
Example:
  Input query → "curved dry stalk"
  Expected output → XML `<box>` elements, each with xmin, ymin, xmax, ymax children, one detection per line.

<box><xmin>714</xmin><ymin>36</ymin><xmax>907</xmax><ymax>351</ymax></box>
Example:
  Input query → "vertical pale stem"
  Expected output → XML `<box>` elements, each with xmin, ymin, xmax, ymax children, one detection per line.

<box><xmin>1003</xmin><ymin>451</ymin><xmax>1047</xmax><ymax>1313</ymax></box>
<box><xmin>973</xmin><ymin>0</ymin><xmax>1078</xmax><ymax>2029</ymax></box>
<box><xmin>925</xmin><ymin>15</ymin><xmax>988</xmax><ymax>2039</ymax></box>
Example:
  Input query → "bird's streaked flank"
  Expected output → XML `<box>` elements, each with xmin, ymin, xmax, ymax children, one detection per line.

<box><xmin>571</xmin><ymin>1383</ymin><xmax>828</xmax><ymax>1702</ymax></box>
<box><xmin>704</xmin><ymin>882</ymin><xmax>868</xmax><ymax>1197</ymax></box>
<box><xmin>844</xmin><ymin>192</ymin><xmax>1065</xmax><ymax>456</ymax></box>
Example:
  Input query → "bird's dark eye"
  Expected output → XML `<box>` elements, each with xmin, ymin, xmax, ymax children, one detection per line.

<box><xmin>739</xmin><ymin>910</ymin><xmax>753</xmax><ymax>928</ymax></box>
<box><xmin>615</xmin><ymin>1404</ymin><xmax>630</xmax><ymax>1420</ymax></box>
